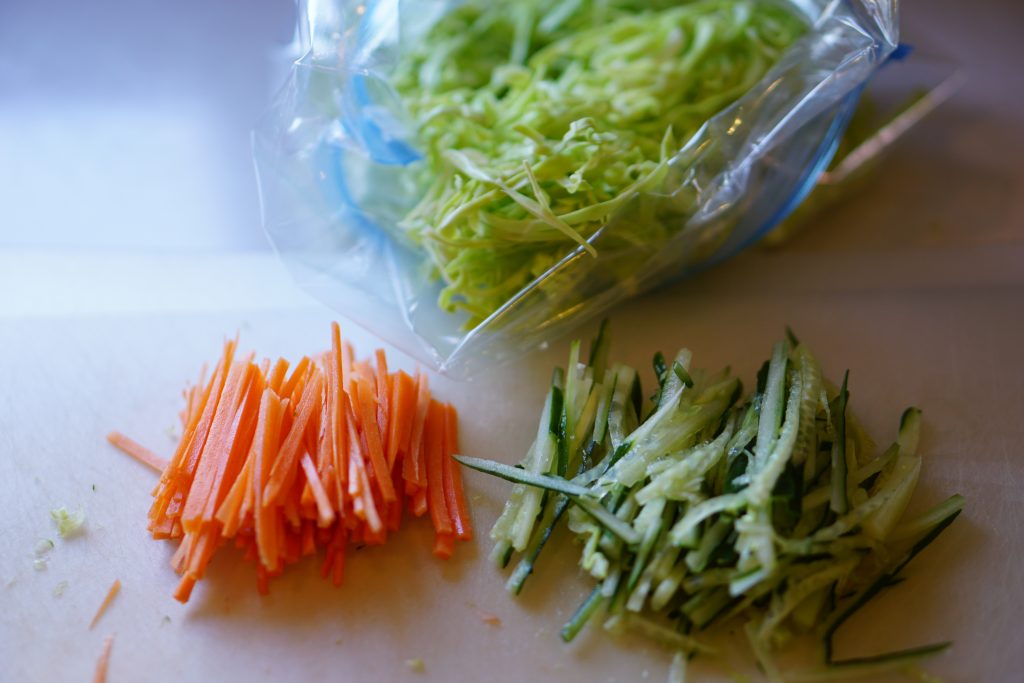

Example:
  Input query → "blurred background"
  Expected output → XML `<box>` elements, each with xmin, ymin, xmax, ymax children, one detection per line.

<box><xmin>0</xmin><ymin>0</ymin><xmax>1020</xmax><ymax>256</ymax></box>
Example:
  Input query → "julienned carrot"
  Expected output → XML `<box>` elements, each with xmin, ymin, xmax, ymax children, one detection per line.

<box><xmin>254</xmin><ymin>390</ymin><xmax>285</xmax><ymax>573</ymax></box>
<box><xmin>404</xmin><ymin>372</ymin><xmax>431</xmax><ymax>491</ymax></box>
<box><xmin>112</xmin><ymin>324</ymin><xmax>471</xmax><ymax>603</ymax></box>
<box><xmin>354</xmin><ymin>378</ymin><xmax>397</xmax><ymax>504</ymax></box>
<box><xmin>374</xmin><ymin>348</ymin><xmax>390</xmax><ymax>458</ymax></box>
<box><xmin>424</xmin><ymin>400</ymin><xmax>453</xmax><ymax>539</ymax></box>
<box><xmin>390</xmin><ymin>371</ymin><xmax>416</xmax><ymax>474</ymax></box>
<box><xmin>301</xmin><ymin>453</ymin><xmax>336</xmax><ymax>527</ymax></box>
<box><xmin>107</xmin><ymin>431</ymin><xmax>168</xmax><ymax>472</ymax></box>
<box><xmin>263</xmin><ymin>371</ymin><xmax>324</xmax><ymax>506</ymax></box>
<box><xmin>89</xmin><ymin>579</ymin><xmax>121</xmax><ymax>629</ymax></box>
<box><xmin>180</xmin><ymin>359</ymin><xmax>253</xmax><ymax>533</ymax></box>
<box><xmin>442</xmin><ymin>402</ymin><xmax>473</xmax><ymax>542</ymax></box>
<box><xmin>93</xmin><ymin>635</ymin><xmax>114</xmax><ymax>683</ymax></box>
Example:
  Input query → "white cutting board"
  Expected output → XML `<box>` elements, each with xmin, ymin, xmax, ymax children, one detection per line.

<box><xmin>1</xmin><ymin>248</ymin><xmax>1022</xmax><ymax>682</ymax></box>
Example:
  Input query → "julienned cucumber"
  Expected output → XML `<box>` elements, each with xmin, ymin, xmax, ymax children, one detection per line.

<box><xmin>466</xmin><ymin>323</ymin><xmax>963</xmax><ymax>681</ymax></box>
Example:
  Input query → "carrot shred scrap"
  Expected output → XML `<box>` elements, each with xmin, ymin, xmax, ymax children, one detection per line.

<box><xmin>92</xmin><ymin>634</ymin><xmax>115</xmax><ymax>683</ymax></box>
<box><xmin>106</xmin><ymin>431</ymin><xmax>168</xmax><ymax>473</ymax></box>
<box><xmin>89</xmin><ymin>579</ymin><xmax>121</xmax><ymax>630</ymax></box>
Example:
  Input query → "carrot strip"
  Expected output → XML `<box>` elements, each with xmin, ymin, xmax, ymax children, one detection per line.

<box><xmin>92</xmin><ymin>635</ymin><xmax>114</xmax><ymax>683</ymax></box>
<box><xmin>196</xmin><ymin>361</ymin><xmax>264</xmax><ymax>526</ymax></box>
<box><xmin>354</xmin><ymin>378</ymin><xmax>397</xmax><ymax>504</ymax></box>
<box><xmin>301</xmin><ymin>453</ymin><xmax>336</xmax><ymax>527</ymax></box>
<box><xmin>267</xmin><ymin>358</ymin><xmax>290</xmax><ymax>394</ymax></box>
<box><xmin>412</xmin><ymin>489</ymin><xmax>428</xmax><ymax>517</ymax></box>
<box><xmin>106</xmin><ymin>431</ymin><xmax>168</xmax><ymax>473</ymax></box>
<box><xmin>149</xmin><ymin>340</ymin><xmax>235</xmax><ymax>527</ymax></box>
<box><xmin>263</xmin><ymin>371</ymin><xmax>324</xmax><ymax>506</ymax></box>
<box><xmin>174</xmin><ymin>574</ymin><xmax>197</xmax><ymax>603</ymax></box>
<box><xmin>253</xmin><ymin>391</ymin><xmax>286</xmax><ymax>572</ymax></box>
<box><xmin>390</xmin><ymin>371</ymin><xmax>416</xmax><ymax>472</ymax></box>
<box><xmin>374</xmin><ymin>349</ymin><xmax>390</xmax><ymax>456</ymax></box>
<box><xmin>89</xmin><ymin>579</ymin><xmax>121</xmax><ymax>630</ymax></box>
<box><xmin>433</xmin><ymin>533</ymin><xmax>455</xmax><ymax>560</ymax></box>
<box><xmin>280</xmin><ymin>355</ymin><xmax>310</xmax><ymax>402</ymax></box>
<box><xmin>216</xmin><ymin>451</ymin><xmax>253</xmax><ymax>537</ymax></box>
<box><xmin>180</xmin><ymin>359</ymin><xmax>253</xmax><ymax>532</ymax></box>
<box><xmin>442</xmin><ymin>403</ymin><xmax>473</xmax><ymax>541</ymax></box>
<box><xmin>405</xmin><ymin>372</ymin><xmax>431</xmax><ymax>489</ymax></box>
<box><xmin>424</xmin><ymin>400</ymin><xmax>453</xmax><ymax>536</ymax></box>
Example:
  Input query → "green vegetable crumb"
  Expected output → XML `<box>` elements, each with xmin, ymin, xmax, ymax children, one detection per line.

<box><xmin>52</xmin><ymin>581</ymin><xmax>68</xmax><ymax>598</ymax></box>
<box><xmin>50</xmin><ymin>507</ymin><xmax>86</xmax><ymax>538</ymax></box>
<box><xmin>405</xmin><ymin>659</ymin><xmax>425</xmax><ymax>673</ymax></box>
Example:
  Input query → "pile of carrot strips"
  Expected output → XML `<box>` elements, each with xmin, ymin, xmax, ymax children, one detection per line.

<box><xmin>109</xmin><ymin>323</ymin><xmax>472</xmax><ymax>603</ymax></box>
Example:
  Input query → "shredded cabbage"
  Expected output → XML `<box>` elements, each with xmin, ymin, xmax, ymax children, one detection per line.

<box><xmin>393</xmin><ymin>0</ymin><xmax>805</xmax><ymax>326</ymax></box>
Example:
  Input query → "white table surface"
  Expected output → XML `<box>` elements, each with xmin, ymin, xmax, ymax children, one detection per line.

<box><xmin>2</xmin><ymin>0</ymin><xmax>1023</xmax><ymax>681</ymax></box>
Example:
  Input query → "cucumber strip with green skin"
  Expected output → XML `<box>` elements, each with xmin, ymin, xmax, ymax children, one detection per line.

<box><xmin>637</xmin><ymin>421</ymin><xmax>735</xmax><ymax>505</ymax></box>
<box><xmin>591</xmin><ymin>367</ymin><xmax>617</xmax><ymax>449</ymax></box>
<box><xmin>587</xmin><ymin>319</ymin><xmax>612</xmax><ymax>380</ymax></box>
<box><xmin>673</xmin><ymin>362</ymin><xmax>695</xmax><ymax>389</ymax></box>
<box><xmin>571</xmin><ymin>382</ymin><xmax>602</xmax><ymax>460</ymax></box>
<box><xmin>802</xmin><ymin>443</ymin><xmax>898</xmax><ymax>512</ymax></box>
<box><xmin>823</xmin><ymin>507</ymin><xmax>963</xmax><ymax>661</ymax></box>
<box><xmin>564</xmin><ymin>340</ymin><xmax>582</xmax><ymax>466</ymax></box>
<box><xmin>625</xmin><ymin>498</ymin><xmax>668</xmax><ymax>596</ymax></box>
<box><xmin>727</xmin><ymin>400</ymin><xmax>760</xmax><ymax>463</ymax></box>
<box><xmin>607</xmin><ymin>613</ymin><xmax>717</xmax><ymax>656</ymax></box>
<box><xmin>683</xmin><ymin>586</ymin><xmax>734</xmax><ymax>629</ymax></box>
<box><xmin>455</xmin><ymin>456</ymin><xmax>593</xmax><ymax>497</ymax></box>
<box><xmin>514</xmin><ymin>378</ymin><xmax>567</xmax><ymax>549</ymax></box>
<box><xmin>790</xmin><ymin>345</ymin><xmax>823</xmax><ymax>466</ymax></box>
<box><xmin>506</xmin><ymin>495</ymin><xmax>570</xmax><ymax>595</ymax></box>
<box><xmin>651</xmin><ymin>351</ymin><xmax>669</xmax><ymax>407</ymax></box>
<box><xmin>551</xmin><ymin>385</ymin><xmax>568</xmax><ymax>477</ymax></box>
<box><xmin>669</xmin><ymin>493</ymin><xmax>747</xmax><ymax>545</ymax></box>
<box><xmin>607</xmin><ymin>364</ymin><xmax>640</xmax><ymax>450</ymax></box>
<box><xmin>603</xmin><ymin>375</ymin><xmax>738</xmax><ymax>490</ymax></box>
<box><xmin>888</xmin><ymin>493</ymin><xmax>965</xmax><ymax>543</ymax></box>
<box><xmin>561</xmin><ymin>586</ymin><xmax>605</xmax><ymax>643</ymax></box>
<box><xmin>757</xmin><ymin>556</ymin><xmax>859</xmax><ymax>643</ymax></box>
<box><xmin>862</xmin><ymin>408</ymin><xmax>924</xmax><ymax>540</ymax></box>
<box><xmin>652</xmin><ymin>561</ymin><xmax>688</xmax><ymax>611</ymax></box>
<box><xmin>753</xmin><ymin>341</ymin><xmax>789</xmax><ymax>468</ymax></box>
<box><xmin>748</xmin><ymin>371</ymin><xmax>803</xmax><ymax>506</ymax></box>
<box><xmin>897</xmin><ymin>407</ymin><xmax>922</xmax><ymax>457</ymax></box>
<box><xmin>788</xmin><ymin>642</ymin><xmax>950</xmax><ymax>682</ymax></box>
<box><xmin>629</xmin><ymin>372</ymin><xmax>645</xmax><ymax>425</ymax></box>
<box><xmin>685</xmin><ymin>515</ymin><xmax>733</xmax><ymax>573</ymax></box>
<box><xmin>829</xmin><ymin>372</ymin><xmax>850</xmax><ymax>515</ymax></box>
<box><xmin>489</xmin><ymin>538</ymin><xmax>514</xmax><ymax>568</ymax></box>
<box><xmin>691</xmin><ymin>592</ymin><xmax>738</xmax><ymax>631</ymax></box>
<box><xmin>571</xmin><ymin>495</ymin><xmax>642</xmax><ymax>545</ymax></box>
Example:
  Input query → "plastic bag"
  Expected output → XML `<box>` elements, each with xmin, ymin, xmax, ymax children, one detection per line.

<box><xmin>254</xmin><ymin>0</ymin><xmax>898</xmax><ymax>376</ymax></box>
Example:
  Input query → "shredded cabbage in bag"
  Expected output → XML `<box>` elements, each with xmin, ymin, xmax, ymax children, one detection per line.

<box><xmin>392</xmin><ymin>0</ymin><xmax>806</xmax><ymax>326</ymax></box>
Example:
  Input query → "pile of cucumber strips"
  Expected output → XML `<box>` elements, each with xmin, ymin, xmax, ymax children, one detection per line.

<box><xmin>458</xmin><ymin>322</ymin><xmax>963</xmax><ymax>680</ymax></box>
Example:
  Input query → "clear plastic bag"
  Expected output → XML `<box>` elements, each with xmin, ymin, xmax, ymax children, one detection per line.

<box><xmin>254</xmin><ymin>0</ymin><xmax>898</xmax><ymax>376</ymax></box>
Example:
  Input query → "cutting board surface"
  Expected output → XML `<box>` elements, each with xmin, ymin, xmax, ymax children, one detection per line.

<box><xmin>1</xmin><ymin>249</ymin><xmax>1022</xmax><ymax>682</ymax></box>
